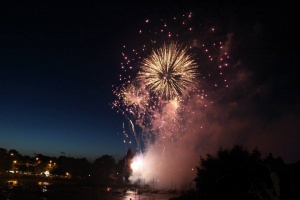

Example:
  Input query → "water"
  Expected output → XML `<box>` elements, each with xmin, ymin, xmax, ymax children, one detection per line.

<box><xmin>0</xmin><ymin>179</ymin><xmax>180</xmax><ymax>200</ymax></box>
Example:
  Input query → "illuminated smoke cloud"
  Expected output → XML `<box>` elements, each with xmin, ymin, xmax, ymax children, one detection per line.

<box><xmin>112</xmin><ymin>8</ymin><xmax>299</xmax><ymax>189</ymax></box>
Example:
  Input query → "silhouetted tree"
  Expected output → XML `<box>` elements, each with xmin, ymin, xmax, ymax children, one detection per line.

<box><xmin>73</xmin><ymin>158</ymin><xmax>91</xmax><ymax>177</ymax></box>
<box><xmin>52</xmin><ymin>156</ymin><xmax>91</xmax><ymax>177</ymax></box>
<box><xmin>18</xmin><ymin>164</ymin><xmax>28</xmax><ymax>173</ymax></box>
<box><xmin>280</xmin><ymin>160</ymin><xmax>300</xmax><ymax>200</ymax></box>
<box><xmin>92</xmin><ymin>155</ymin><xmax>116</xmax><ymax>183</ymax></box>
<box><xmin>8</xmin><ymin>149</ymin><xmax>21</xmax><ymax>159</ymax></box>
<box><xmin>192</xmin><ymin>145</ymin><xmax>280</xmax><ymax>200</ymax></box>
<box><xmin>0</xmin><ymin>148</ymin><xmax>10</xmax><ymax>173</ymax></box>
<box><xmin>116</xmin><ymin>158</ymin><xmax>125</xmax><ymax>183</ymax></box>
<box><xmin>21</xmin><ymin>155</ymin><xmax>31</xmax><ymax>163</ymax></box>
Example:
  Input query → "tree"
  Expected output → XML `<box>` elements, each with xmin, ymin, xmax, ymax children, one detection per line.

<box><xmin>52</xmin><ymin>156</ymin><xmax>91</xmax><ymax>178</ymax></box>
<box><xmin>0</xmin><ymin>148</ymin><xmax>10</xmax><ymax>173</ymax></box>
<box><xmin>192</xmin><ymin>145</ymin><xmax>280</xmax><ymax>200</ymax></box>
<box><xmin>8</xmin><ymin>149</ymin><xmax>21</xmax><ymax>158</ymax></box>
<box><xmin>73</xmin><ymin>158</ymin><xmax>91</xmax><ymax>177</ymax></box>
<box><xmin>92</xmin><ymin>155</ymin><xmax>116</xmax><ymax>183</ymax></box>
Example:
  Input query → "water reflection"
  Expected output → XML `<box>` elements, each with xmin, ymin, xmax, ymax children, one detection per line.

<box><xmin>1</xmin><ymin>180</ymin><xmax>181</xmax><ymax>200</ymax></box>
<box><xmin>38</xmin><ymin>182</ymin><xmax>50</xmax><ymax>193</ymax></box>
<box><xmin>6</xmin><ymin>180</ymin><xmax>18</xmax><ymax>189</ymax></box>
<box><xmin>0</xmin><ymin>179</ymin><xmax>50</xmax><ymax>199</ymax></box>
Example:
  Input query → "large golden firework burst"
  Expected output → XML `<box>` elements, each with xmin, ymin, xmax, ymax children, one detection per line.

<box><xmin>138</xmin><ymin>42</ymin><xmax>198</xmax><ymax>100</ymax></box>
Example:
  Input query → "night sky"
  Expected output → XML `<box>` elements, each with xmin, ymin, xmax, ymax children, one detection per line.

<box><xmin>0</xmin><ymin>1</ymin><xmax>299</xmax><ymax>163</ymax></box>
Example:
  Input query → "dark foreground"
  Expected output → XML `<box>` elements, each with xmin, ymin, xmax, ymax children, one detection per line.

<box><xmin>0</xmin><ymin>178</ymin><xmax>180</xmax><ymax>200</ymax></box>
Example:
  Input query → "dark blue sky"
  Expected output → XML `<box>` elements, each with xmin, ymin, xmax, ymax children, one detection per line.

<box><xmin>0</xmin><ymin>0</ymin><xmax>131</xmax><ymax>160</ymax></box>
<box><xmin>0</xmin><ymin>1</ymin><xmax>298</xmax><ymax>162</ymax></box>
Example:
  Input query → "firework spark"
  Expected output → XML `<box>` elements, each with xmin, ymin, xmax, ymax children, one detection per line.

<box><xmin>138</xmin><ymin>42</ymin><xmax>199</xmax><ymax>100</ymax></box>
<box><xmin>112</xmin><ymin>10</ymin><xmax>232</xmax><ymax>188</ymax></box>
<box><xmin>122</xmin><ymin>83</ymin><xmax>149</xmax><ymax>107</ymax></box>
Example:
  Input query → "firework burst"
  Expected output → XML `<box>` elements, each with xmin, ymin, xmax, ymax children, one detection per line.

<box><xmin>112</xmin><ymin>10</ymin><xmax>233</xmax><ymax>188</ymax></box>
<box><xmin>138</xmin><ymin>42</ymin><xmax>199</xmax><ymax>100</ymax></box>
<box><xmin>112</xmin><ymin>11</ymin><xmax>231</xmax><ymax>150</ymax></box>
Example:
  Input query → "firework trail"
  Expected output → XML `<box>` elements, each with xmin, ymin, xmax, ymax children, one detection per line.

<box><xmin>112</xmin><ymin>11</ymin><xmax>232</xmax><ymax>188</ymax></box>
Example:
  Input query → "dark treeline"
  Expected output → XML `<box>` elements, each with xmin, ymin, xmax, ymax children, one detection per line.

<box><xmin>0</xmin><ymin>147</ymin><xmax>134</xmax><ymax>186</ymax></box>
<box><xmin>1</xmin><ymin>146</ymin><xmax>300</xmax><ymax>199</ymax></box>
<box><xmin>176</xmin><ymin>145</ymin><xmax>300</xmax><ymax>200</ymax></box>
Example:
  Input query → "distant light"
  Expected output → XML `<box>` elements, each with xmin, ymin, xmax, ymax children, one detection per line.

<box><xmin>44</xmin><ymin>171</ymin><xmax>50</xmax><ymax>177</ymax></box>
